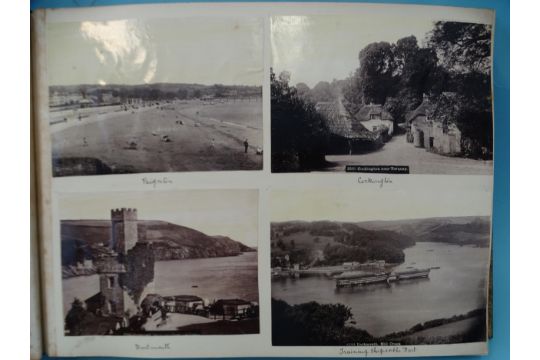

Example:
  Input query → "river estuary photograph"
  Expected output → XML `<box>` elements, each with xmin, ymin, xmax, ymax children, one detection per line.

<box><xmin>60</xmin><ymin>189</ymin><xmax>259</xmax><ymax>336</ymax></box>
<box><xmin>270</xmin><ymin>186</ymin><xmax>491</xmax><ymax>346</ymax></box>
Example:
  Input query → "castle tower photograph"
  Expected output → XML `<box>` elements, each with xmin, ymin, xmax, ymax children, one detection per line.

<box><xmin>111</xmin><ymin>208</ymin><xmax>138</xmax><ymax>255</ymax></box>
<box><xmin>60</xmin><ymin>189</ymin><xmax>259</xmax><ymax>336</ymax></box>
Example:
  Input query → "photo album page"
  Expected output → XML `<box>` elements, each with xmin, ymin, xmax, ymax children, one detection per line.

<box><xmin>31</xmin><ymin>2</ymin><xmax>494</xmax><ymax>358</ymax></box>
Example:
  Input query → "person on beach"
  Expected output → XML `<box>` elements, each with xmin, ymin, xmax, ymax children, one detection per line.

<box><xmin>244</xmin><ymin>139</ymin><xmax>249</xmax><ymax>153</ymax></box>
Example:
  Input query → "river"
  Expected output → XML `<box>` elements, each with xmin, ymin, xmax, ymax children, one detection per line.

<box><xmin>271</xmin><ymin>242</ymin><xmax>489</xmax><ymax>337</ymax></box>
<box><xmin>63</xmin><ymin>252</ymin><xmax>259</xmax><ymax>316</ymax></box>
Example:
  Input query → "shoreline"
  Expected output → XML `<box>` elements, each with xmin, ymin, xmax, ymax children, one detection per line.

<box><xmin>271</xmin><ymin>297</ymin><xmax>486</xmax><ymax>346</ymax></box>
<box><xmin>62</xmin><ymin>250</ymin><xmax>257</xmax><ymax>279</ymax></box>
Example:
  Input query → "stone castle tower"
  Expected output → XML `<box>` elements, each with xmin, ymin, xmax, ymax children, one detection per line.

<box><xmin>95</xmin><ymin>251</ymin><xmax>127</xmax><ymax>317</ymax></box>
<box><xmin>91</xmin><ymin>208</ymin><xmax>155</xmax><ymax>319</ymax></box>
<box><xmin>94</xmin><ymin>208</ymin><xmax>140</xmax><ymax>317</ymax></box>
<box><xmin>111</xmin><ymin>208</ymin><xmax>138</xmax><ymax>255</ymax></box>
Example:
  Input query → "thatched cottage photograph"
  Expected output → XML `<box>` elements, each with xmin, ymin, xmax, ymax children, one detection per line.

<box><xmin>270</xmin><ymin>10</ymin><xmax>494</xmax><ymax>174</ymax></box>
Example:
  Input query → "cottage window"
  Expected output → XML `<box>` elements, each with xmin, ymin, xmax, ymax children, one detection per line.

<box><xmin>108</xmin><ymin>276</ymin><xmax>115</xmax><ymax>288</ymax></box>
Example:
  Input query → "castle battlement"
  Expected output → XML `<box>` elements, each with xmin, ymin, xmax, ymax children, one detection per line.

<box><xmin>110</xmin><ymin>208</ymin><xmax>139</xmax><ymax>255</ymax></box>
<box><xmin>111</xmin><ymin>208</ymin><xmax>138</xmax><ymax>221</ymax></box>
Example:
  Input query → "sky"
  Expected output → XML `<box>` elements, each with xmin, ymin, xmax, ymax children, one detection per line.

<box><xmin>271</xmin><ymin>9</ymin><xmax>493</xmax><ymax>87</ymax></box>
<box><xmin>271</xmin><ymin>180</ymin><xmax>492</xmax><ymax>223</ymax></box>
<box><xmin>47</xmin><ymin>17</ymin><xmax>263</xmax><ymax>86</ymax></box>
<box><xmin>59</xmin><ymin>189</ymin><xmax>259</xmax><ymax>247</ymax></box>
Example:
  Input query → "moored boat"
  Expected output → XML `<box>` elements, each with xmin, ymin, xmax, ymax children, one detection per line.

<box><xmin>335</xmin><ymin>271</ymin><xmax>390</xmax><ymax>288</ymax></box>
<box><xmin>393</xmin><ymin>268</ymin><xmax>431</xmax><ymax>280</ymax></box>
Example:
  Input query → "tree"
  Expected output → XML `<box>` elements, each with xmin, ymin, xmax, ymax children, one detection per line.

<box><xmin>65</xmin><ymin>298</ymin><xmax>87</xmax><ymax>335</ymax></box>
<box><xmin>342</xmin><ymin>70</ymin><xmax>363</xmax><ymax>116</ymax></box>
<box><xmin>271</xmin><ymin>299</ymin><xmax>373</xmax><ymax>346</ymax></box>
<box><xmin>295</xmin><ymin>82</ymin><xmax>311</xmax><ymax>101</ymax></box>
<box><xmin>310</xmin><ymin>81</ymin><xmax>336</xmax><ymax>103</ymax></box>
<box><xmin>427</xmin><ymin>21</ymin><xmax>492</xmax><ymax>74</ymax></box>
<box><xmin>427</xmin><ymin>90</ymin><xmax>492</xmax><ymax>158</ymax></box>
<box><xmin>426</xmin><ymin>22</ymin><xmax>493</xmax><ymax>158</ymax></box>
<box><xmin>357</xmin><ymin>42</ymin><xmax>397</xmax><ymax>105</ymax></box>
<box><xmin>393</xmin><ymin>36</ymin><xmax>420</xmax><ymax>74</ymax></box>
<box><xmin>383</xmin><ymin>36</ymin><xmax>439</xmax><ymax>125</ymax></box>
<box><xmin>271</xmin><ymin>69</ymin><xmax>330</xmax><ymax>172</ymax></box>
<box><xmin>177</xmin><ymin>88</ymin><xmax>188</xmax><ymax>99</ymax></box>
<box><xmin>149</xmin><ymin>88</ymin><xmax>160</xmax><ymax>101</ymax></box>
<box><xmin>212</xmin><ymin>84</ymin><xmax>226</xmax><ymax>98</ymax></box>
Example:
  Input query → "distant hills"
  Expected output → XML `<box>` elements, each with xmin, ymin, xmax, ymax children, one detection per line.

<box><xmin>356</xmin><ymin>216</ymin><xmax>491</xmax><ymax>247</ymax></box>
<box><xmin>61</xmin><ymin>219</ymin><xmax>255</xmax><ymax>266</ymax></box>
<box><xmin>270</xmin><ymin>216</ymin><xmax>490</xmax><ymax>267</ymax></box>
<box><xmin>50</xmin><ymin>83</ymin><xmax>262</xmax><ymax>104</ymax></box>
<box><xmin>271</xmin><ymin>220</ymin><xmax>415</xmax><ymax>265</ymax></box>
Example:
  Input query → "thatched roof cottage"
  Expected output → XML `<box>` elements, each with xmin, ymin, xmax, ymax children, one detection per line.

<box><xmin>406</xmin><ymin>94</ymin><xmax>462</xmax><ymax>155</ymax></box>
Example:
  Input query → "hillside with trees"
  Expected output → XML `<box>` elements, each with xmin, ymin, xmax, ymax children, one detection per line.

<box><xmin>357</xmin><ymin>216</ymin><xmax>491</xmax><ymax>247</ymax></box>
<box><xmin>61</xmin><ymin>219</ymin><xmax>254</xmax><ymax>270</ymax></box>
<box><xmin>272</xmin><ymin>298</ymin><xmax>485</xmax><ymax>346</ymax></box>
<box><xmin>270</xmin><ymin>221</ymin><xmax>415</xmax><ymax>266</ymax></box>
<box><xmin>272</xmin><ymin>299</ymin><xmax>373</xmax><ymax>345</ymax></box>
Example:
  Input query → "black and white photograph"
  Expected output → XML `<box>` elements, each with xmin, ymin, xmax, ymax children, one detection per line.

<box><xmin>47</xmin><ymin>17</ymin><xmax>263</xmax><ymax>176</ymax></box>
<box><xmin>60</xmin><ymin>190</ymin><xmax>259</xmax><ymax>335</ymax></box>
<box><xmin>271</xmin><ymin>13</ymin><xmax>493</xmax><ymax>174</ymax></box>
<box><xmin>270</xmin><ymin>186</ymin><xmax>491</xmax><ymax>346</ymax></box>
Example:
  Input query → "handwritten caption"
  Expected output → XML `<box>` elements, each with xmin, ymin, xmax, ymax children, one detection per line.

<box><xmin>134</xmin><ymin>343</ymin><xmax>171</xmax><ymax>351</ymax></box>
<box><xmin>357</xmin><ymin>176</ymin><xmax>393</xmax><ymax>188</ymax></box>
<box><xmin>141</xmin><ymin>177</ymin><xmax>173</xmax><ymax>188</ymax></box>
<box><xmin>339</xmin><ymin>345</ymin><xmax>417</xmax><ymax>357</ymax></box>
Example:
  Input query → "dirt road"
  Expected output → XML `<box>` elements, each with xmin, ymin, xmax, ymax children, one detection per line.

<box><xmin>325</xmin><ymin>134</ymin><xmax>493</xmax><ymax>175</ymax></box>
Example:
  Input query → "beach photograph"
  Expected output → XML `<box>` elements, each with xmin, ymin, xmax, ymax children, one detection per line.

<box><xmin>47</xmin><ymin>17</ymin><xmax>263</xmax><ymax>176</ymax></box>
<box><xmin>60</xmin><ymin>189</ymin><xmax>259</xmax><ymax>335</ymax></box>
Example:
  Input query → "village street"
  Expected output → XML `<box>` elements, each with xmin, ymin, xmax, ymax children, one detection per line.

<box><xmin>325</xmin><ymin>134</ymin><xmax>493</xmax><ymax>175</ymax></box>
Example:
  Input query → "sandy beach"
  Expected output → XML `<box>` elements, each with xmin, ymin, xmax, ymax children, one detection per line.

<box><xmin>50</xmin><ymin>99</ymin><xmax>263</xmax><ymax>174</ymax></box>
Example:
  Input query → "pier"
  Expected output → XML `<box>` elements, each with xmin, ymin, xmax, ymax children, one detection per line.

<box><xmin>271</xmin><ymin>261</ymin><xmax>389</xmax><ymax>279</ymax></box>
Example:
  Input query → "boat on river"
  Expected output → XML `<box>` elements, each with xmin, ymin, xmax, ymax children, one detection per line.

<box><xmin>392</xmin><ymin>268</ymin><xmax>431</xmax><ymax>280</ymax></box>
<box><xmin>335</xmin><ymin>268</ymin><xmax>431</xmax><ymax>288</ymax></box>
<box><xmin>335</xmin><ymin>271</ymin><xmax>390</xmax><ymax>288</ymax></box>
